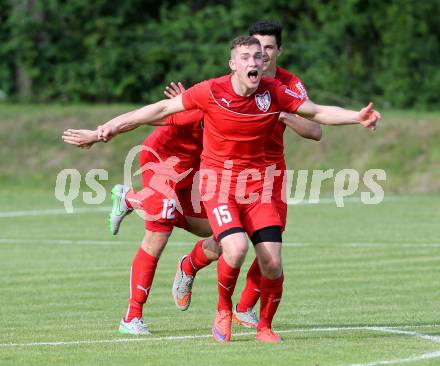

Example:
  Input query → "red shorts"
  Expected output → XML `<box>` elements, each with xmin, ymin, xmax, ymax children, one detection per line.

<box><xmin>269</xmin><ymin>161</ymin><xmax>287</xmax><ymax>231</ymax></box>
<box><xmin>198</xmin><ymin>166</ymin><xmax>282</xmax><ymax>240</ymax></box>
<box><xmin>139</xmin><ymin>150</ymin><xmax>207</xmax><ymax>233</ymax></box>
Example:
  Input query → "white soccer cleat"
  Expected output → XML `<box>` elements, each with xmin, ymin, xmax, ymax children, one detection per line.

<box><xmin>118</xmin><ymin>317</ymin><xmax>151</xmax><ymax>335</ymax></box>
<box><xmin>109</xmin><ymin>184</ymin><xmax>133</xmax><ymax>235</ymax></box>
<box><xmin>172</xmin><ymin>255</ymin><xmax>194</xmax><ymax>311</ymax></box>
<box><xmin>232</xmin><ymin>305</ymin><xmax>259</xmax><ymax>328</ymax></box>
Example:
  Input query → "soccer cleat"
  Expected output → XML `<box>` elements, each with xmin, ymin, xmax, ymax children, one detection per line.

<box><xmin>109</xmin><ymin>184</ymin><xmax>133</xmax><ymax>235</ymax></box>
<box><xmin>256</xmin><ymin>327</ymin><xmax>282</xmax><ymax>343</ymax></box>
<box><xmin>232</xmin><ymin>305</ymin><xmax>259</xmax><ymax>328</ymax></box>
<box><xmin>172</xmin><ymin>255</ymin><xmax>194</xmax><ymax>311</ymax></box>
<box><xmin>118</xmin><ymin>317</ymin><xmax>151</xmax><ymax>335</ymax></box>
<box><xmin>211</xmin><ymin>310</ymin><xmax>232</xmax><ymax>343</ymax></box>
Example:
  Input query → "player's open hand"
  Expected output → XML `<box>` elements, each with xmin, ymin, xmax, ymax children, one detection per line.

<box><xmin>62</xmin><ymin>129</ymin><xmax>99</xmax><ymax>149</ymax></box>
<box><xmin>358</xmin><ymin>102</ymin><xmax>381</xmax><ymax>130</ymax></box>
<box><xmin>164</xmin><ymin>82</ymin><xmax>186</xmax><ymax>99</ymax></box>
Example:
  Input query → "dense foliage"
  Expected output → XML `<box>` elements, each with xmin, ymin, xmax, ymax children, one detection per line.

<box><xmin>1</xmin><ymin>0</ymin><xmax>439</xmax><ymax>108</ymax></box>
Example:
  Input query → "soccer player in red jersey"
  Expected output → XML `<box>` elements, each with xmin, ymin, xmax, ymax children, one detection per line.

<box><xmin>112</xmin><ymin>114</ymin><xmax>222</xmax><ymax>335</ymax></box>
<box><xmin>62</xmin><ymin>88</ymin><xmax>319</xmax><ymax>336</ymax></box>
<box><xmin>63</xmin><ymin>102</ymin><xmax>318</xmax><ymax>334</ymax></box>
<box><xmin>170</xmin><ymin>21</ymin><xmax>323</xmax><ymax>328</ymax></box>
<box><xmin>65</xmin><ymin>35</ymin><xmax>380</xmax><ymax>343</ymax></box>
<box><xmin>234</xmin><ymin>20</ymin><xmax>321</xmax><ymax>326</ymax></box>
<box><xmin>64</xmin><ymin>113</ymin><xmax>223</xmax><ymax>335</ymax></box>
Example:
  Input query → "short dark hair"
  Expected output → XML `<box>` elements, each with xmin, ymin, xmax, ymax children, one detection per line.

<box><xmin>248</xmin><ymin>20</ymin><xmax>283</xmax><ymax>48</ymax></box>
<box><xmin>230</xmin><ymin>35</ymin><xmax>261</xmax><ymax>51</ymax></box>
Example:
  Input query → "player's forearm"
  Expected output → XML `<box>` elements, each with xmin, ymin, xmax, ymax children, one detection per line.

<box><xmin>310</xmin><ymin>105</ymin><xmax>360</xmax><ymax>125</ymax></box>
<box><xmin>102</xmin><ymin>103</ymin><xmax>167</xmax><ymax>134</ymax></box>
<box><xmin>97</xmin><ymin>100</ymin><xmax>176</xmax><ymax>142</ymax></box>
<box><xmin>280</xmin><ymin>112</ymin><xmax>322</xmax><ymax>141</ymax></box>
<box><xmin>296</xmin><ymin>100</ymin><xmax>380</xmax><ymax>130</ymax></box>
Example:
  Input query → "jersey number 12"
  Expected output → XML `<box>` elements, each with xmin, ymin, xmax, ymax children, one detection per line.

<box><xmin>162</xmin><ymin>199</ymin><xmax>176</xmax><ymax>219</ymax></box>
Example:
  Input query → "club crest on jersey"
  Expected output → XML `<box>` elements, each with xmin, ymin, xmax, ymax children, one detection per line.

<box><xmin>255</xmin><ymin>91</ymin><xmax>271</xmax><ymax>112</ymax></box>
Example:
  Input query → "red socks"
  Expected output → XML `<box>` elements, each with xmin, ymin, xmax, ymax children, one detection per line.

<box><xmin>236</xmin><ymin>258</ymin><xmax>261</xmax><ymax>312</ymax></box>
<box><xmin>217</xmin><ymin>255</ymin><xmax>241</xmax><ymax>312</ymax></box>
<box><xmin>258</xmin><ymin>273</ymin><xmax>284</xmax><ymax>330</ymax></box>
<box><xmin>124</xmin><ymin>247</ymin><xmax>158</xmax><ymax>322</ymax></box>
<box><xmin>181</xmin><ymin>240</ymin><xmax>212</xmax><ymax>276</ymax></box>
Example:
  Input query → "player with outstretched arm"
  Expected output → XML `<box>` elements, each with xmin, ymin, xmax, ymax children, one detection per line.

<box><xmin>64</xmin><ymin>35</ymin><xmax>379</xmax><ymax>343</ymax></box>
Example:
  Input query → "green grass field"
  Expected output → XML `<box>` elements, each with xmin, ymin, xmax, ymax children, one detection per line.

<box><xmin>0</xmin><ymin>191</ymin><xmax>439</xmax><ymax>365</ymax></box>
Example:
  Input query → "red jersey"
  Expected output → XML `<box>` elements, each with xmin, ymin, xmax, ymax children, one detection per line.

<box><xmin>144</xmin><ymin>109</ymin><xmax>204</xmax><ymax>171</ymax></box>
<box><xmin>170</xmin><ymin>74</ymin><xmax>305</xmax><ymax>174</ymax></box>
<box><xmin>265</xmin><ymin>66</ymin><xmax>308</xmax><ymax>164</ymax></box>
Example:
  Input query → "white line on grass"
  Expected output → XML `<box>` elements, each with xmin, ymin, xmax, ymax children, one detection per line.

<box><xmin>0</xmin><ymin>238</ymin><xmax>132</xmax><ymax>246</ymax></box>
<box><xmin>346</xmin><ymin>350</ymin><xmax>440</xmax><ymax>366</ymax></box>
<box><xmin>0</xmin><ymin>324</ymin><xmax>438</xmax><ymax>348</ymax></box>
<box><xmin>349</xmin><ymin>327</ymin><xmax>440</xmax><ymax>366</ymax></box>
<box><xmin>0</xmin><ymin>207</ymin><xmax>111</xmax><ymax>218</ymax></box>
<box><xmin>0</xmin><ymin>239</ymin><xmax>190</xmax><ymax>246</ymax></box>
<box><xmin>346</xmin><ymin>242</ymin><xmax>440</xmax><ymax>248</ymax></box>
<box><xmin>283</xmin><ymin>242</ymin><xmax>440</xmax><ymax>248</ymax></box>
<box><xmin>344</xmin><ymin>327</ymin><xmax>440</xmax><ymax>366</ymax></box>
<box><xmin>0</xmin><ymin>195</ymin><xmax>405</xmax><ymax>218</ymax></box>
<box><xmin>1</xmin><ymin>238</ymin><xmax>439</xmax><ymax>248</ymax></box>
<box><xmin>372</xmin><ymin>327</ymin><xmax>440</xmax><ymax>344</ymax></box>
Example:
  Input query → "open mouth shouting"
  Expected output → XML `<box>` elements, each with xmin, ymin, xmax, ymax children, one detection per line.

<box><xmin>247</xmin><ymin>70</ymin><xmax>259</xmax><ymax>83</ymax></box>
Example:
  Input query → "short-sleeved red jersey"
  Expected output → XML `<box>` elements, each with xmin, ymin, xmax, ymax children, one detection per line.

<box><xmin>176</xmin><ymin>74</ymin><xmax>305</xmax><ymax>173</ymax></box>
<box><xmin>265</xmin><ymin>66</ymin><xmax>308</xmax><ymax>164</ymax></box>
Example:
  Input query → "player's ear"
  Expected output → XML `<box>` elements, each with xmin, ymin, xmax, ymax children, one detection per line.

<box><xmin>229</xmin><ymin>58</ymin><xmax>236</xmax><ymax>72</ymax></box>
<box><xmin>278</xmin><ymin>46</ymin><xmax>283</xmax><ymax>57</ymax></box>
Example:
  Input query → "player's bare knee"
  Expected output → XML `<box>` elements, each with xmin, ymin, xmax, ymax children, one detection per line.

<box><xmin>223</xmin><ymin>245</ymin><xmax>247</xmax><ymax>267</ymax></box>
<box><xmin>224</xmin><ymin>252</ymin><xmax>246</xmax><ymax>268</ymax></box>
<box><xmin>219</xmin><ymin>230</ymin><xmax>248</xmax><ymax>267</ymax></box>
<box><xmin>257</xmin><ymin>254</ymin><xmax>282</xmax><ymax>279</ymax></box>
<box><xmin>260</xmin><ymin>262</ymin><xmax>282</xmax><ymax>279</ymax></box>
<box><xmin>204</xmin><ymin>249</ymin><xmax>220</xmax><ymax>262</ymax></box>
<box><xmin>258</xmin><ymin>255</ymin><xmax>277</xmax><ymax>269</ymax></box>
<box><xmin>140</xmin><ymin>231</ymin><xmax>171</xmax><ymax>258</ymax></box>
<box><xmin>202</xmin><ymin>238</ymin><xmax>221</xmax><ymax>260</ymax></box>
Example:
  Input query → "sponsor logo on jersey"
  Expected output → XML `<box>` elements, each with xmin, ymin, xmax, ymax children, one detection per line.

<box><xmin>221</xmin><ymin>97</ymin><xmax>232</xmax><ymax>108</ymax></box>
<box><xmin>255</xmin><ymin>90</ymin><xmax>271</xmax><ymax>112</ymax></box>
